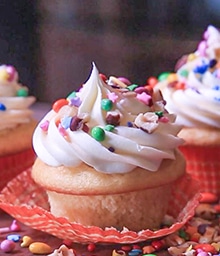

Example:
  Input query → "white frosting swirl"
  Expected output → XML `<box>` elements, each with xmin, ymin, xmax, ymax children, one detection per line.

<box><xmin>33</xmin><ymin>63</ymin><xmax>183</xmax><ymax>174</ymax></box>
<box><xmin>159</xmin><ymin>25</ymin><xmax>220</xmax><ymax>129</ymax></box>
<box><xmin>0</xmin><ymin>65</ymin><xmax>36</xmax><ymax>130</ymax></box>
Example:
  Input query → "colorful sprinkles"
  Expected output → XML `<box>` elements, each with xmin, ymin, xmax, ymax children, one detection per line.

<box><xmin>0</xmin><ymin>61</ymin><xmax>34</xmax><ymax>132</ymax></box>
<box><xmin>40</xmin><ymin>69</ymin><xmax>175</xmax><ymax>157</ymax></box>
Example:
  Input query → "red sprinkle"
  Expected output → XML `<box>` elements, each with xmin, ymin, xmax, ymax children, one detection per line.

<box><xmin>175</xmin><ymin>81</ymin><xmax>185</xmax><ymax>90</ymax></box>
<box><xmin>99</xmin><ymin>73</ymin><xmax>107</xmax><ymax>82</ymax></box>
<box><xmin>151</xmin><ymin>240</ymin><xmax>164</xmax><ymax>250</ymax></box>
<box><xmin>87</xmin><ymin>243</ymin><xmax>96</xmax><ymax>252</ymax></box>
<box><xmin>200</xmin><ymin>192</ymin><xmax>218</xmax><ymax>204</ymax></box>
<box><xmin>132</xmin><ymin>244</ymin><xmax>141</xmax><ymax>250</ymax></box>
<box><xmin>214</xmin><ymin>204</ymin><xmax>220</xmax><ymax>213</ymax></box>
<box><xmin>52</xmin><ymin>99</ymin><xmax>69</xmax><ymax>113</ymax></box>
<box><xmin>194</xmin><ymin>243</ymin><xmax>217</xmax><ymax>254</ymax></box>
<box><xmin>121</xmin><ymin>245</ymin><xmax>132</xmax><ymax>252</ymax></box>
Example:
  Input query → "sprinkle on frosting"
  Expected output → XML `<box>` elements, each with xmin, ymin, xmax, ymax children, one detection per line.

<box><xmin>101</xmin><ymin>98</ymin><xmax>113</xmax><ymax>111</ymax></box>
<box><xmin>0</xmin><ymin>103</ymin><xmax>6</xmax><ymax>111</ymax></box>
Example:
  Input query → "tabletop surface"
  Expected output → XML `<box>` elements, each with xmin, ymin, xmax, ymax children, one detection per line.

<box><xmin>0</xmin><ymin>210</ymin><xmax>119</xmax><ymax>256</ymax></box>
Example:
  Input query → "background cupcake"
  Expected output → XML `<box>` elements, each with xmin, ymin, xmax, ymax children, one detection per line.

<box><xmin>0</xmin><ymin>65</ymin><xmax>36</xmax><ymax>190</ymax></box>
<box><xmin>155</xmin><ymin>25</ymin><xmax>220</xmax><ymax>196</ymax></box>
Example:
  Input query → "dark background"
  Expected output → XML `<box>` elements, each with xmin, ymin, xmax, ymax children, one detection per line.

<box><xmin>1</xmin><ymin>0</ymin><xmax>220</xmax><ymax>103</ymax></box>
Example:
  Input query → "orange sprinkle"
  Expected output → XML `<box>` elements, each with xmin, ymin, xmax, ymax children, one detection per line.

<box><xmin>52</xmin><ymin>99</ymin><xmax>69</xmax><ymax>113</ymax></box>
<box><xmin>167</xmin><ymin>73</ymin><xmax>178</xmax><ymax>83</ymax></box>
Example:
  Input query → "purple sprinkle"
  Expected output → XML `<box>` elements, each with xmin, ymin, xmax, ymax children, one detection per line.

<box><xmin>108</xmin><ymin>146</ymin><xmax>115</xmax><ymax>152</ymax></box>
<box><xmin>69</xmin><ymin>96</ymin><xmax>81</xmax><ymax>107</ymax></box>
<box><xmin>127</xmin><ymin>121</ymin><xmax>133</xmax><ymax>127</ymax></box>
<box><xmin>209</xmin><ymin>59</ymin><xmax>217</xmax><ymax>68</ymax></box>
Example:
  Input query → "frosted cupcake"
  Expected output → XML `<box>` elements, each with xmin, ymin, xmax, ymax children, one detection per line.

<box><xmin>155</xmin><ymin>25</ymin><xmax>220</xmax><ymax>195</ymax></box>
<box><xmin>0</xmin><ymin>65</ymin><xmax>36</xmax><ymax>190</ymax></box>
<box><xmin>32</xmin><ymin>63</ymin><xmax>185</xmax><ymax>231</ymax></box>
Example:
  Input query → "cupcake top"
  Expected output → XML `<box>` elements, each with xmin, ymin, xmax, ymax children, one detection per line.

<box><xmin>0</xmin><ymin>65</ymin><xmax>36</xmax><ymax>131</ymax></box>
<box><xmin>156</xmin><ymin>25</ymin><xmax>220</xmax><ymax>129</ymax></box>
<box><xmin>33</xmin><ymin>63</ymin><xmax>183</xmax><ymax>174</ymax></box>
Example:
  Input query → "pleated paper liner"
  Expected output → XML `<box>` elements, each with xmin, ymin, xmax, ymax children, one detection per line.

<box><xmin>179</xmin><ymin>145</ymin><xmax>220</xmax><ymax>196</ymax></box>
<box><xmin>0</xmin><ymin>168</ymin><xmax>201</xmax><ymax>244</ymax></box>
<box><xmin>0</xmin><ymin>148</ymin><xmax>36</xmax><ymax>191</ymax></box>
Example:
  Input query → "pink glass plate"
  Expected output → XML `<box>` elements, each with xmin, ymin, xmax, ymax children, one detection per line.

<box><xmin>0</xmin><ymin>168</ymin><xmax>201</xmax><ymax>244</ymax></box>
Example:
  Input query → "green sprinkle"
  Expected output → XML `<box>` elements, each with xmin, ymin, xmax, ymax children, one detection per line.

<box><xmin>178</xmin><ymin>229</ymin><xmax>189</xmax><ymax>239</ymax></box>
<box><xmin>179</xmin><ymin>69</ymin><xmax>189</xmax><ymax>78</ymax></box>
<box><xmin>16</xmin><ymin>88</ymin><xmax>28</xmax><ymax>97</ymax></box>
<box><xmin>101</xmin><ymin>99</ymin><xmax>113</xmax><ymax>111</ymax></box>
<box><xmin>158</xmin><ymin>72</ymin><xmax>171</xmax><ymax>81</ymax></box>
<box><xmin>155</xmin><ymin>111</ymin><xmax>163</xmax><ymax>118</ymax></box>
<box><xmin>91</xmin><ymin>127</ymin><xmax>105</xmax><ymax>141</ymax></box>
<box><xmin>127</xmin><ymin>84</ymin><xmax>138</xmax><ymax>91</ymax></box>
<box><xmin>104</xmin><ymin>124</ymin><xmax>115</xmax><ymax>131</ymax></box>
<box><xmin>67</xmin><ymin>91</ymin><xmax>76</xmax><ymax>99</ymax></box>
<box><xmin>142</xmin><ymin>254</ymin><xmax>157</xmax><ymax>256</ymax></box>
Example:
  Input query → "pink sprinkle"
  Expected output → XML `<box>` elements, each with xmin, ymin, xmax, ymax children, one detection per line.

<box><xmin>40</xmin><ymin>120</ymin><xmax>49</xmax><ymax>132</ymax></box>
<box><xmin>197</xmin><ymin>41</ymin><xmax>207</xmax><ymax>56</ymax></box>
<box><xmin>0</xmin><ymin>227</ymin><xmax>10</xmax><ymax>234</ymax></box>
<box><xmin>10</xmin><ymin>220</ymin><xmax>21</xmax><ymax>232</ymax></box>
<box><xmin>203</xmin><ymin>30</ymin><xmax>209</xmax><ymax>40</ymax></box>
<box><xmin>6</xmin><ymin>66</ymin><xmax>16</xmax><ymax>81</ymax></box>
<box><xmin>159</xmin><ymin>116</ymin><xmax>169</xmax><ymax>123</ymax></box>
<box><xmin>58</xmin><ymin>124</ymin><xmax>67</xmax><ymax>137</ymax></box>
<box><xmin>107</xmin><ymin>92</ymin><xmax>118</xmax><ymax>103</ymax></box>
<box><xmin>216</xmin><ymin>69</ymin><xmax>220</xmax><ymax>79</ymax></box>
<box><xmin>136</xmin><ymin>92</ymin><xmax>152</xmax><ymax>105</ymax></box>
<box><xmin>0</xmin><ymin>240</ymin><xmax>16</xmax><ymax>253</ymax></box>
<box><xmin>118</xmin><ymin>77</ymin><xmax>131</xmax><ymax>85</ymax></box>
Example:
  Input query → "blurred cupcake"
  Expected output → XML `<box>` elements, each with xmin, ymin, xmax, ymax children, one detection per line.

<box><xmin>155</xmin><ymin>25</ymin><xmax>220</xmax><ymax>195</ymax></box>
<box><xmin>0</xmin><ymin>65</ymin><xmax>36</xmax><ymax>190</ymax></box>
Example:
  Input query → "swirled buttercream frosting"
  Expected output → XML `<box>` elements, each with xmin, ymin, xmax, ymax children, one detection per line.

<box><xmin>156</xmin><ymin>25</ymin><xmax>220</xmax><ymax>129</ymax></box>
<box><xmin>0</xmin><ymin>65</ymin><xmax>36</xmax><ymax>130</ymax></box>
<box><xmin>33</xmin><ymin>63</ymin><xmax>183</xmax><ymax>174</ymax></box>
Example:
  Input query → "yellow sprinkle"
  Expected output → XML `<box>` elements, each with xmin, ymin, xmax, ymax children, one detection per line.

<box><xmin>167</xmin><ymin>73</ymin><xmax>178</xmax><ymax>83</ymax></box>
<box><xmin>0</xmin><ymin>69</ymin><xmax>9</xmax><ymax>81</ymax></box>
<box><xmin>187</xmin><ymin>53</ymin><xmax>197</xmax><ymax>62</ymax></box>
<box><xmin>185</xmin><ymin>244</ymin><xmax>193</xmax><ymax>252</ymax></box>
<box><xmin>21</xmin><ymin>235</ymin><xmax>33</xmax><ymax>248</ymax></box>
<box><xmin>29</xmin><ymin>242</ymin><xmax>52</xmax><ymax>255</ymax></box>
<box><xmin>211</xmin><ymin>242</ymin><xmax>220</xmax><ymax>251</ymax></box>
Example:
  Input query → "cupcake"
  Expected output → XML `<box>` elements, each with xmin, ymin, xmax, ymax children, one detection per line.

<box><xmin>32</xmin><ymin>63</ymin><xmax>185</xmax><ymax>231</ymax></box>
<box><xmin>0</xmin><ymin>65</ymin><xmax>36</xmax><ymax>190</ymax></box>
<box><xmin>154</xmin><ymin>25</ymin><xmax>220</xmax><ymax>195</ymax></box>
